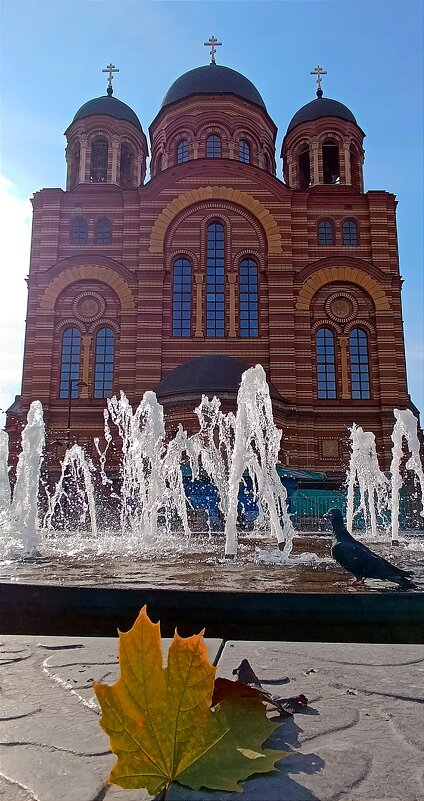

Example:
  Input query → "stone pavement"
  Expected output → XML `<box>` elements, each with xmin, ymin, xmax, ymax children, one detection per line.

<box><xmin>1</xmin><ymin>636</ymin><xmax>423</xmax><ymax>801</ymax></box>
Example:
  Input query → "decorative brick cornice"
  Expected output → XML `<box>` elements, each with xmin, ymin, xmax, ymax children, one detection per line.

<box><xmin>296</xmin><ymin>266</ymin><xmax>390</xmax><ymax>311</ymax></box>
<box><xmin>149</xmin><ymin>186</ymin><xmax>282</xmax><ymax>255</ymax></box>
<box><xmin>39</xmin><ymin>264</ymin><xmax>135</xmax><ymax>311</ymax></box>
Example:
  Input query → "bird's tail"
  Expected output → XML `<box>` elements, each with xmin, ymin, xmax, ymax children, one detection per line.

<box><xmin>397</xmin><ymin>575</ymin><xmax>417</xmax><ymax>590</ymax></box>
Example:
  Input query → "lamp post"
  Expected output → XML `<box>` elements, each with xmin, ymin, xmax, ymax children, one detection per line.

<box><xmin>66</xmin><ymin>379</ymin><xmax>87</xmax><ymax>449</ymax></box>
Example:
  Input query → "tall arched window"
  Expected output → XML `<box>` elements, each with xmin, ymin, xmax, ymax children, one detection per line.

<box><xmin>318</xmin><ymin>220</ymin><xmax>334</xmax><ymax>245</ymax></box>
<box><xmin>94</xmin><ymin>327</ymin><xmax>114</xmax><ymax>398</ymax></box>
<box><xmin>239</xmin><ymin>140</ymin><xmax>250</xmax><ymax>164</ymax></box>
<box><xmin>70</xmin><ymin>217</ymin><xmax>87</xmax><ymax>245</ymax></box>
<box><xmin>177</xmin><ymin>140</ymin><xmax>189</xmax><ymax>164</ymax></box>
<box><xmin>95</xmin><ymin>218</ymin><xmax>112</xmax><ymax>244</ymax></box>
<box><xmin>120</xmin><ymin>144</ymin><xmax>132</xmax><ymax>187</ymax></box>
<box><xmin>172</xmin><ymin>258</ymin><xmax>192</xmax><ymax>337</ymax></box>
<box><xmin>349</xmin><ymin>328</ymin><xmax>370</xmax><ymax>399</ymax></box>
<box><xmin>316</xmin><ymin>328</ymin><xmax>336</xmax><ymax>399</ymax></box>
<box><xmin>59</xmin><ymin>327</ymin><xmax>81</xmax><ymax>398</ymax></box>
<box><xmin>206</xmin><ymin>223</ymin><xmax>225</xmax><ymax>337</ymax></box>
<box><xmin>322</xmin><ymin>139</ymin><xmax>340</xmax><ymax>184</ymax></box>
<box><xmin>206</xmin><ymin>135</ymin><xmax>221</xmax><ymax>158</ymax></box>
<box><xmin>342</xmin><ymin>219</ymin><xmax>358</xmax><ymax>246</ymax></box>
<box><xmin>239</xmin><ymin>259</ymin><xmax>258</xmax><ymax>337</ymax></box>
<box><xmin>90</xmin><ymin>137</ymin><xmax>108</xmax><ymax>183</ymax></box>
<box><xmin>298</xmin><ymin>145</ymin><xmax>310</xmax><ymax>189</ymax></box>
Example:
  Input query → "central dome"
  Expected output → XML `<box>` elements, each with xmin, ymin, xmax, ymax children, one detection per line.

<box><xmin>160</xmin><ymin>64</ymin><xmax>266</xmax><ymax>110</ymax></box>
<box><xmin>71</xmin><ymin>95</ymin><xmax>143</xmax><ymax>131</ymax></box>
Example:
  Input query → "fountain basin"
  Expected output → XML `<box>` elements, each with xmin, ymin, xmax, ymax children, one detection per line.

<box><xmin>2</xmin><ymin>535</ymin><xmax>423</xmax><ymax>643</ymax></box>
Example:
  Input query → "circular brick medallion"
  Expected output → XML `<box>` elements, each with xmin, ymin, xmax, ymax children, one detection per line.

<box><xmin>73</xmin><ymin>292</ymin><xmax>105</xmax><ymax>322</ymax></box>
<box><xmin>326</xmin><ymin>292</ymin><xmax>357</xmax><ymax>322</ymax></box>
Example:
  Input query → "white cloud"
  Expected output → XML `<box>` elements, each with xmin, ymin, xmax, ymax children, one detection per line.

<box><xmin>0</xmin><ymin>177</ymin><xmax>31</xmax><ymax>426</ymax></box>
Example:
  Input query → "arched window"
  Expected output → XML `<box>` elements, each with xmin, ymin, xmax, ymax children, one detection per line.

<box><xmin>239</xmin><ymin>259</ymin><xmax>258</xmax><ymax>337</ymax></box>
<box><xmin>90</xmin><ymin>137</ymin><xmax>108</xmax><ymax>183</ymax></box>
<box><xmin>298</xmin><ymin>145</ymin><xmax>310</xmax><ymax>189</ymax></box>
<box><xmin>172</xmin><ymin>258</ymin><xmax>192</xmax><ymax>336</ymax></box>
<box><xmin>239</xmin><ymin>140</ymin><xmax>250</xmax><ymax>164</ymax></box>
<box><xmin>349</xmin><ymin>328</ymin><xmax>370</xmax><ymax>399</ymax></box>
<box><xmin>59</xmin><ymin>327</ymin><xmax>81</xmax><ymax>398</ymax></box>
<box><xmin>70</xmin><ymin>217</ymin><xmax>87</xmax><ymax>245</ymax></box>
<box><xmin>322</xmin><ymin>139</ymin><xmax>340</xmax><ymax>184</ymax></box>
<box><xmin>69</xmin><ymin>143</ymin><xmax>80</xmax><ymax>189</ymax></box>
<box><xmin>206</xmin><ymin>223</ymin><xmax>225</xmax><ymax>337</ymax></box>
<box><xmin>318</xmin><ymin>220</ymin><xmax>334</xmax><ymax>245</ymax></box>
<box><xmin>94</xmin><ymin>327</ymin><xmax>114</xmax><ymax>398</ymax></box>
<box><xmin>342</xmin><ymin>219</ymin><xmax>358</xmax><ymax>246</ymax></box>
<box><xmin>177</xmin><ymin>140</ymin><xmax>189</xmax><ymax>164</ymax></box>
<box><xmin>95</xmin><ymin>218</ymin><xmax>112</xmax><ymax>244</ymax></box>
<box><xmin>120</xmin><ymin>144</ymin><xmax>132</xmax><ymax>187</ymax></box>
<box><xmin>316</xmin><ymin>328</ymin><xmax>336</xmax><ymax>399</ymax></box>
<box><xmin>206</xmin><ymin>135</ymin><xmax>221</xmax><ymax>158</ymax></box>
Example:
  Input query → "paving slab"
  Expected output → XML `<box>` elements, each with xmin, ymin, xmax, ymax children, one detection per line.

<box><xmin>0</xmin><ymin>635</ymin><xmax>222</xmax><ymax>801</ymax></box>
<box><xmin>168</xmin><ymin>641</ymin><xmax>424</xmax><ymax>801</ymax></box>
<box><xmin>1</xmin><ymin>637</ymin><xmax>423</xmax><ymax>801</ymax></box>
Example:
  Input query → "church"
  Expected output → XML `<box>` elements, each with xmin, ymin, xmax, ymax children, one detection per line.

<box><xmin>6</xmin><ymin>41</ymin><xmax>416</xmax><ymax>483</ymax></box>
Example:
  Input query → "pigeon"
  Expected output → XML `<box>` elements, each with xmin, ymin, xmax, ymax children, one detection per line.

<box><xmin>325</xmin><ymin>508</ymin><xmax>416</xmax><ymax>589</ymax></box>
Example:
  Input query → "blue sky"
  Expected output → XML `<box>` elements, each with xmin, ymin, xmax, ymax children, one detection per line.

<box><xmin>1</xmin><ymin>0</ymin><xmax>423</xmax><ymax>420</ymax></box>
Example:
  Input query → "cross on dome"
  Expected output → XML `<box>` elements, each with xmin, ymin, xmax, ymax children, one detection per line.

<box><xmin>102</xmin><ymin>63</ymin><xmax>119</xmax><ymax>96</ymax></box>
<box><xmin>204</xmin><ymin>35</ymin><xmax>222</xmax><ymax>65</ymax></box>
<box><xmin>310</xmin><ymin>65</ymin><xmax>327</xmax><ymax>98</ymax></box>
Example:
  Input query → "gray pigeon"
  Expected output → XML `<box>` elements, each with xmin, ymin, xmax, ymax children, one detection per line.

<box><xmin>326</xmin><ymin>508</ymin><xmax>416</xmax><ymax>588</ymax></box>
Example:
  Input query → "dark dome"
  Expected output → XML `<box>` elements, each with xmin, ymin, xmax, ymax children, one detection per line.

<box><xmin>286</xmin><ymin>97</ymin><xmax>357</xmax><ymax>134</ymax></box>
<box><xmin>154</xmin><ymin>355</ymin><xmax>284</xmax><ymax>402</ymax></box>
<box><xmin>71</xmin><ymin>94</ymin><xmax>143</xmax><ymax>130</ymax></box>
<box><xmin>160</xmin><ymin>64</ymin><xmax>266</xmax><ymax>110</ymax></box>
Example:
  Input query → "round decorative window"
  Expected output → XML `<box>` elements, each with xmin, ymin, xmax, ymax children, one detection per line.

<box><xmin>325</xmin><ymin>292</ymin><xmax>358</xmax><ymax>322</ymax></box>
<box><xmin>73</xmin><ymin>292</ymin><xmax>105</xmax><ymax>322</ymax></box>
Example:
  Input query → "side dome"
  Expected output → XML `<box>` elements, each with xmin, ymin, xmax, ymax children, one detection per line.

<box><xmin>160</xmin><ymin>64</ymin><xmax>266</xmax><ymax>110</ymax></box>
<box><xmin>287</xmin><ymin>97</ymin><xmax>357</xmax><ymax>134</ymax></box>
<box><xmin>154</xmin><ymin>355</ymin><xmax>284</xmax><ymax>402</ymax></box>
<box><xmin>72</xmin><ymin>95</ymin><xmax>143</xmax><ymax>131</ymax></box>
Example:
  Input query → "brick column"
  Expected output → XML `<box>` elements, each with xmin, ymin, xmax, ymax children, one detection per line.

<box><xmin>81</xmin><ymin>335</ymin><xmax>92</xmax><ymax>397</ymax></box>
<box><xmin>194</xmin><ymin>274</ymin><xmax>203</xmax><ymax>337</ymax></box>
<box><xmin>311</xmin><ymin>141</ymin><xmax>319</xmax><ymax>185</ymax></box>
<box><xmin>79</xmin><ymin>136</ymin><xmax>87</xmax><ymax>183</ymax></box>
<box><xmin>339</xmin><ymin>335</ymin><xmax>350</xmax><ymax>399</ymax></box>
<box><xmin>287</xmin><ymin>154</ymin><xmax>293</xmax><ymax>187</ymax></box>
<box><xmin>228</xmin><ymin>273</ymin><xmax>237</xmax><ymax>337</ymax></box>
<box><xmin>343</xmin><ymin>140</ymin><xmax>351</xmax><ymax>185</ymax></box>
<box><xmin>111</xmin><ymin>139</ymin><xmax>119</xmax><ymax>184</ymax></box>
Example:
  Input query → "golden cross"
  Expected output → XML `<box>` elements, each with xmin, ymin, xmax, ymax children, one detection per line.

<box><xmin>102</xmin><ymin>63</ymin><xmax>119</xmax><ymax>94</ymax></box>
<box><xmin>204</xmin><ymin>35</ymin><xmax>222</xmax><ymax>65</ymax></box>
<box><xmin>310</xmin><ymin>65</ymin><xmax>327</xmax><ymax>96</ymax></box>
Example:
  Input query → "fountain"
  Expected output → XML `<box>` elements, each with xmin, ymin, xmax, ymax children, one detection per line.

<box><xmin>0</xmin><ymin>365</ymin><xmax>423</xmax><ymax>643</ymax></box>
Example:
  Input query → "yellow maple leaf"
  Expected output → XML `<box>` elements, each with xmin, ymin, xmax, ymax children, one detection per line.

<box><xmin>94</xmin><ymin>606</ymin><xmax>288</xmax><ymax>795</ymax></box>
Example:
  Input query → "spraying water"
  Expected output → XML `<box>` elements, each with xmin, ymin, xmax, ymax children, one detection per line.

<box><xmin>346</xmin><ymin>424</ymin><xmax>390</xmax><ymax>537</ymax></box>
<box><xmin>43</xmin><ymin>445</ymin><xmax>97</xmax><ymax>537</ymax></box>
<box><xmin>224</xmin><ymin>365</ymin><xmax>295</xmax><ymax>558</ymax></box>
<box><xmin>390</xmin><ymin>408</ymin><xmax>424</xmax><ymax>542</ymax></box>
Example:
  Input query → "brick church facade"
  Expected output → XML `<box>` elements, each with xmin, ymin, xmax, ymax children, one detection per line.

<box><xmin>6</xmin><ymin>56</ymin><xmax>416</xmax><ymax>480</ymax></box>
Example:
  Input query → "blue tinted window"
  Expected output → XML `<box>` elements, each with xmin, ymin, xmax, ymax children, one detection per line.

<box><xmin>239</xmin><ymin>140</ymin><xmax>250</xmax><ymax>164</ymax></box>
<box><xmin>95</xmin><ymin>218</ymin><xmax>112</xmax><ymax>244</ymax></box>
<box><xmin>70</xmin><ymin>217</ymin><xmax>87</xmax><ymax>245</ymax></box>
<box><xmin>342</xmin><ymin>219</ymin><xmax>358</xmax><ymax>245</ymax></box>
<box><xmin>349</xmin><ymin>328</ymin><xmax>370</xmax><ymax>398</ymax></box>
<box><xmin>59</xmin><ymin>328</ymin><xmax>81</xmax><ymax>398</ymax></box>
<box><xmin>94</xmin><ymin>327</ymin><xmax>114</xmax><ymax>398</ymax></box>
<box><xmin>239</xmin><ymin>259</ymin><xmax>258</xmax><ymax>337</ymax></box>
<box><xmin>206</xmin><ymin>135</ymin><xmax>221</xmax><ymax>158</ymax></box>
<box><xmin>177</xmin><ymin>140</ymin><xmax>189</xmax><ymax>164</ymax></box>
<box><xmin>207</xmin><ymin>224</ymin><xmax>225</xmax><ymax>336</ymax></box>
<box><xmin>172</xmin><ymin>258</ymin><xmax>192</xmax><ymax>336</ymax></box>
<box><xmin>316</xmin><ymin>328</ymin><xmax>336</xmax><ymax>398</ymax></box>
<box><xmin>318</xmin><ymin>220</ymin><xmax>334</xmax><ymax>245</ymax></box>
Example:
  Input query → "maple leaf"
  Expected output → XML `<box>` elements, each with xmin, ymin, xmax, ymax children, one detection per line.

<box><xmin>93</xmin><ymin>606</ymin><xmax>288</xmax><ymax>795</ymax></box>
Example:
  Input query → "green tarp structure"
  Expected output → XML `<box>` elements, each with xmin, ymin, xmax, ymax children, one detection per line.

<box><xmin>292</xmin><ymin>488</ymin><xmax>346</xmax><ymax>516</ymax></box>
